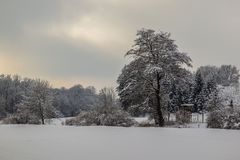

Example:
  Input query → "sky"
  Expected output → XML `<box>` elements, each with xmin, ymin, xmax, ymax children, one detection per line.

<box><xmin>0</xmin><ymin>0</ymin><xmax>240</xmax><ymax>90</ymax></box>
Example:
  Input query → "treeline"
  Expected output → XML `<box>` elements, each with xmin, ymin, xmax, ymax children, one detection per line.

<box><xmin>0</xmin><ymin>75</ymin><xmax>99</xmax><ymax>124</ymax></box>
<box><xmin>197</xmin><ymin>65</ymin><xmax>239</xmax><ymax>87</ymax></box>
<box><xmin>52</xmin><ymin>85</ymin><xmax>99</xmax><ymax>117</ymax></box>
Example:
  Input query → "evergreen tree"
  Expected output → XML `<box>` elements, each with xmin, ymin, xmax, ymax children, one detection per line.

<box><xmin>192</xmin><ymin>70</ymin><xmax>205</xmax><ymax>112</ymax></box>
<box><xmin>207</xmin><ymin>89</ymin><xmax>222</xmax><ymax>112</ymax></box>
<box><xmin>168</xmin><ymin>84</ymin><xmax>180</xmax><ymax>113</ymax></box>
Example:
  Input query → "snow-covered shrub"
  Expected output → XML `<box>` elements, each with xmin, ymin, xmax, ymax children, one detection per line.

<box><xmin>207</xmin><ymin>109</ymin><xmax>226</xmax><ymax>128</ymax></box>
<box><xmin>99</xmin><ymin>109</ymin><xmax>135</xmax><ymax>127</ymax></box>
<box><xmin>137</xmin><ymin>119</ymin><xmax>156</xmax><ymax>127</ymax></box>
<box><xmin>65</xmin><ymin>87</ymin><xmax>136</xmax><ymax>127</ymax></box>
<box><xmin>224</xmin><ymin>107</ymin><xmax>240</xmax><ymax>129</ymax></box>
<box><xmin>207</xmin><ymin>106</ymin><xmax>240</xmax><ymax>129</ymax></box>
<box><xmin>3</xmin><ymin>113</ymin><xmax>40</xmax><ymax>124</ymax></box>
<box><xmin>65</xmin><ymin>111</ymin><xmax>100</xmax><ymax>126</ymax></box>
<box><xmin>65</xmin><ymin>109</ymin><xmax>136</xmax><ymax>127</ymax></box>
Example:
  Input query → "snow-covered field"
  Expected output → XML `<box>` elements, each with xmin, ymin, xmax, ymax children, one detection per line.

<box><xmin>0</xmin><ymin>125</ymin><xmax>240</xmax><ymax>160</ymax></box>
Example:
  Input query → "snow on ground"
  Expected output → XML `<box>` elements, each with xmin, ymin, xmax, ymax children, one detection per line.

<box><xmin>45</xmin><ymin>117</ymin><xmax>73</xmax><ymax>126</ymax></box>
<box><xmin>134</xmin><ymin>117</ymin><xmax>149</xmax><ymax>123</ymax></box>
<box><xmin>0</xmin><ymin>125</ymin><xmax>240</xmax><ymax>160</ymax></box>
<box><xmin>184</xmin><ymin>122</ymin><xmax>207</xmax><ymax>128</ymax></box>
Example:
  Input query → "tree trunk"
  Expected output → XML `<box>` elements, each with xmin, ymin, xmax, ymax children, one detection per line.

<box><xmin>39</xmin><ymin>105</ymin><xmax>45</xmax><ymax>125</ymax></box>
<box><xmin>168</xmin><ymin>112</ymin><xmax>170</xmax><ymax>122</ymax></box>
<box><xmin>202</xmin><ymin>112</ymin><xmax>204</xmax><ymax>123</ymax></box>
<box><xmin>155</xmin><ymin>73</ymin><xmax>165</xmax><ymax>127</ymax></box>
<box><xmin>41</xmin><ymin>115</ymin><xmax>45</xmax><ymax>125</ymax></box>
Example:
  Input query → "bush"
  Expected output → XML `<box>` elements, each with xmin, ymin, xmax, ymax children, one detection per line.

<box><xmin>207</xmin><ymin>109</ymin><xmax>225</xmax><ymax>128</ymax></box>
<box><xmin>137</xmin><ymin>119</ymin><xmax>156</xmax><ymax>127</ymax></box>
<box><xmin>3</xmin><ymin>114</ymin><xmax>40</xmax><ymax>124</ymax></box>
<box><xmin>65</xmin><ymin>108</ymin><xmax>136</xmax><ymax>127</ymax></box>
<box><xmin>207</xmin><ymin>106</ymin><xmax>240</xmax><ymax>129</ymax></box>
<box><xmin>99</xmin><ymin>109</ymin><xmax>135</xmax><ymax>127</ymax></box>
<box><xmin>224</xmin><ymin>108</ymin><xmax>240</xmax><ymax>129</ymax></box>
<box><xmin>65</xmin><ymin>87</ymin><xmax>136</xmax><ymax>127</ymax></box>
<box><xmin>65</xmin><ymin>111</ymin><xmax>101</xmax><ymax>126</ymax></box>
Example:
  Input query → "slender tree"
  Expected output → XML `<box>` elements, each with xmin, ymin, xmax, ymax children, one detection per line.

<box><xmin>17</xmin><ymin>79</ymin><xmax>58</xmax><ymax>124</ymax></box>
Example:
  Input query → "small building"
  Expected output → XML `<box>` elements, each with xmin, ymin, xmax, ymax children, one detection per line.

<box><xmin>176</xmin><ymin>104</ymin><xmax>194</xmax><ymax>124</ymax></box>
<box><xmin>179</xmin><ymin>104</ymin><xmax>194</xmax><ymax>112</ymax></box>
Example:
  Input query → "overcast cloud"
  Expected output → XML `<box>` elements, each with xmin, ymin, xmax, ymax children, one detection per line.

<box><xmin>0</xmin><ymin>0</ymin><xmax>240</xmax><ymax>89</ymax></box>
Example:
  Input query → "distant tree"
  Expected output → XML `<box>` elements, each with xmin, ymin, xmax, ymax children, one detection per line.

<box><xmin>206</xmin><ymin>77</ymin><xmax>217</xmax><ymax>93</ymax></box>
<box><xmin>217</xmin><ymin>65</ymin><xmax>240</xmax><ymax>86</ymax></box>
<box><xmin>218</xmin><ymin>85</ymin><xmax>240</xmax><ymax>107</ymax></box>
<box><xmin>192</xmin><ymin>70</ymin><xmax>205</xmax><ymax>112</ymax></box>
<box><xmin>168</xmin><ymin>84</ymin><xmax>180</xmax><ymax>113</ymax></box>
<box><xmin>207</xmin><ymin>89</ymin><xmax>222</xmax><ymax>112</ymax></box>
<box><xmin>117</xmin><ymin>29</ymin><xmax>192</xmax><ymax>126</ymax></box>
<box><xmin>198</xmin><ymin>65</ymin><xmax>240</xmax><ymax>87</ymax></box>
<box><xmin>197</xmin><ymin>66</ymin><xmax>218</xmax><ymax>83</ymax></box>
<box><xmin>17</xmin><ymin>79</ymin><xmax>58</xmax><ymax>124</ymax></box>
<box><xmin>168</xmin><ymin>72</ymin><xmax>194</xmax><ymax>117</ymax></box>
<box><xmin>52</xmin><ymin>85</ymin><xmax>98</xmax><ymax>117</ymax></box>
<box><xmin>0</xmin><ymin>75</ymin><xmax>22</xmax><ymax>115</ymax></box>
<box><xmin>99</xmin><ymin>87</ymin><xmax>117</xmax><ymax>110</ymax></box>
<box><xmin>85</xmin><ymin>86</ymin><xmax>97</xmax><ymax>94</ymax></box>
<box><xmin>0</xmin><ymin>96</ymin><xmax>6</xmax><ymax>118</ymax></box>
<box><xmin>192</xmin><ymin>68</ymin><xmax>219</xmax><ymax>122</ymax></box>
<box><xmin>0</xmin><ymin>74</ymin><xmax>100</xmax><ymax>120</ymax></box>
<box><xmin>0</xmin><ymin>75</ymin><xmax>31</xmax><ymax>118</ymax></box>
<box><xmin>206</xmin><ymin>88</ymin><xmax>225</xmax><ymax>128</ymax></box>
